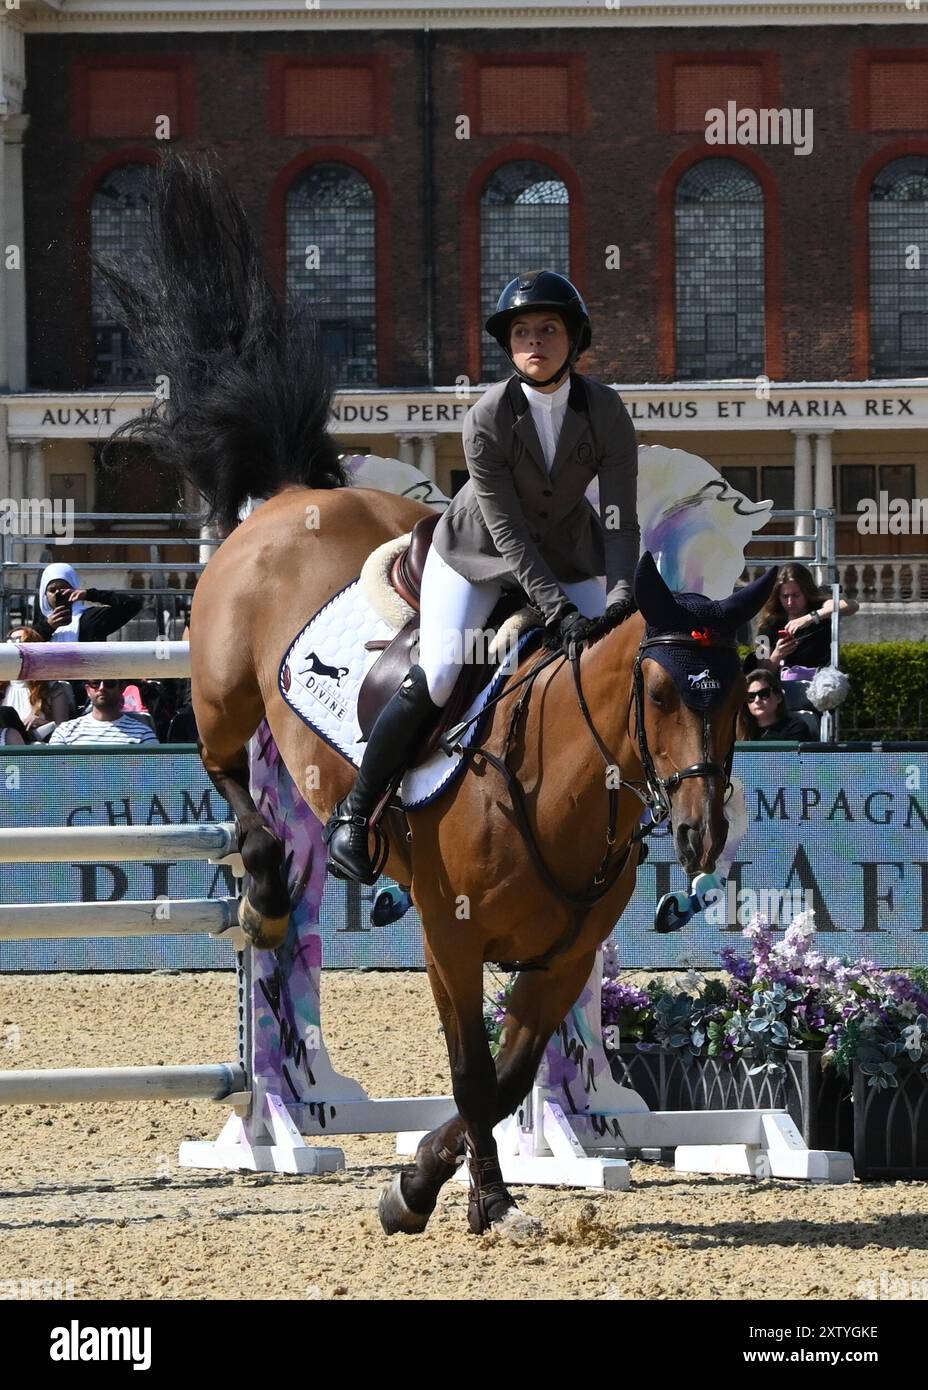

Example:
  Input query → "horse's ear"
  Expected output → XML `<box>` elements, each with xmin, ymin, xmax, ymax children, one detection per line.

<box><xmin>718</xmin><ymin>565</ymin><xmax>779</xmax><ymax>628</ymax></box>
<box><xmin>634</xmin><ymin>551</ymin><xmax>687</xmax><ymax>630</ymax></box>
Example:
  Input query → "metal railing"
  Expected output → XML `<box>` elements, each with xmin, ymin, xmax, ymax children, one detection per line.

<box><xmin>0</xmin><ymin>511</ymin><xmax>216</xmax><ymax>638</ymax></box>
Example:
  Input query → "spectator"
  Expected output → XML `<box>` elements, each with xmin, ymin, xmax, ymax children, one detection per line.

<box><xmin>49</xmin><ymin>679</ymin><xmax>159</xmax><ymax>746</ymax></box>
<box><xmin>747</xmin><ymin>562</ymin><xmax>858</xmax><ymax>680</ymax></box>
<box><xmin>31</xmin><ymin>562</ymin><xmax>143</xmax><ymax>643</ymax></box>
<box><xmin>0</xmin><ymin>626</ymin><xmax>74</xmax><ymax>740</ymax></box>
<box><xmin>741</xmin><ymin>669</ymin><xmax>811</xmax><ymax>741</ymax></box>
<box><xmin>0</xmin><ymin>707</ymin><xmax>32</xmax><ymax>746</ymax></box>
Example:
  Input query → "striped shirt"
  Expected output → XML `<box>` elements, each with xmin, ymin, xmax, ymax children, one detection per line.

<box><xmin>49</xmin><ymin>713</ymin><xmax>159</xmax><ymax>746</ymax></box>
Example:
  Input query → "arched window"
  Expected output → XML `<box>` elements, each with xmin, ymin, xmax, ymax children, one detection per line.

<box><xmin>286</xmin><ymin>162</ymin><xmax>376</xmax><ymax>386</ymax></box>
<box><xmin>90</xmin><ymin>163</ymin><xmax>155</xmax><ymax>386</ymax></box>
<box><xmin>480</xmin><ymin>161</ymin><xmax>569</xmax><ymax>381</ymax></box>
<box><xmin>675</xmin><ymin>157</ymin><xmax>765</xmax><ymax>380</ymax></box>
<box><xmin>870</xmin><ymin>155</ymin><xmax>928</xmax><ymax>377</ymax></box>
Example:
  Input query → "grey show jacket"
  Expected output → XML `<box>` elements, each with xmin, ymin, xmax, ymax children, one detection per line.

<box><xmin>432</xmin><ymin>371</ymin><xmax>640</xmax><ymax>624</ymax></box>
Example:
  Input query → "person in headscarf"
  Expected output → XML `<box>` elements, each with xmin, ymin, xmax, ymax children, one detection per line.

<box><xmin>31</xmin><ymin>562</ymin><xmax>144</xmax><ymax>643</ymax></box>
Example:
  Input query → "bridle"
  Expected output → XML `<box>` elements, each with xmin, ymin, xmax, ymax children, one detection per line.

<box><xmin>629</xmin><ymin>632</ymin><xmax>739</xmax><ymax>826</ymax></box>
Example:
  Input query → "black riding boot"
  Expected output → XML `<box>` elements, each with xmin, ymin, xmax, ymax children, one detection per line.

<box><xmin>324</xmin><ymin>664</ymin><xmax>441</xmax><ymax>884</ymax></box>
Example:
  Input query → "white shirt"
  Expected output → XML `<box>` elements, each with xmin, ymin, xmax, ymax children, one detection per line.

<box><xmin>520</xmin><ymin>374</ymin><xmax>571</xmax><ymax>474</ymax></box>
<box><xmin>49</xmin><ymin>712</ymin><xmax>158</xmax><ymax>746</ymax></box>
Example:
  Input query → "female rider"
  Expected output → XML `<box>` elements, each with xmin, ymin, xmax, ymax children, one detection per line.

<box><xmin>324</xmin><ymin>269</ymin><xmax>641</xmax><ymax>884</ymax></box>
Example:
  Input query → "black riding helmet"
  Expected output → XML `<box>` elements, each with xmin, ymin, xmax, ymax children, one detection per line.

<box><xmin>486</xmin><ymin>270</ymin><xmax>592</xmax><ymax>388</ymax></box>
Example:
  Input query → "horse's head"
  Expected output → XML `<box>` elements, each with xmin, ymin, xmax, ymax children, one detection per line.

<box><xmin>632</xmin><ymin>551</ymin><xmax>777</xmax><ymax>876</ymax></box>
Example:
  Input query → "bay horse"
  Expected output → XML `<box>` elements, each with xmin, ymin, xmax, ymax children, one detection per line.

<box><xmin>97</xmin><ymin>153</ymin><xmax>777</xmax><ymax>1234</ymax></box>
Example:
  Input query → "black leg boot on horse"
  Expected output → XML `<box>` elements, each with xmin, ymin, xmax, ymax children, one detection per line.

<box><xmin>324</xmin><ymin>664</ymin><xmax>441</xmax><ymax>885</ymax></box>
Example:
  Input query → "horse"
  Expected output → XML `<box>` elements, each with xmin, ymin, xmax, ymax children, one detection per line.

<box><xmin>96</xmin><ymin>152</ymin><xmax>777</xmax><ymax>1235</ymax></box>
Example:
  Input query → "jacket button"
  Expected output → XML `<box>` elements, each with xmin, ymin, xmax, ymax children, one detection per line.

<box><xmin>530</xmin><ymin>531</ymin><xmax>541</xmax><ymax>542</ymax></box>
<box><xmin>542</xmin><ymin>488</ymin><xmax>553</xmax><ymax>497</ymax></box>
<box><xmin>539</xmin><ymin>511</ymin><xmax>549</xmax><ymax>519</ymax></box>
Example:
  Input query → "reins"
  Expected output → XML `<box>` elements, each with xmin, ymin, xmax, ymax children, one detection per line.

<box><xmin>427</xmin><ymin>622</ymin><xmax>739</xmax><ymax>971</ymax></box>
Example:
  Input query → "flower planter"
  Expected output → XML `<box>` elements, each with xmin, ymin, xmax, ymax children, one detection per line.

<box><xmin>852</xmin><ymin>1060</ymin><xmax>928</xmax><ymax>1180</ymax></box>
<box><xmin>611</xmin><ymin>1047</ymin><xmax>928</xmax><ymax>1176</ymax></box>
<box><xmin>610</xmin><ymin>1045</ymin><xmax>853</xmax><ymax>1152</ymax></box>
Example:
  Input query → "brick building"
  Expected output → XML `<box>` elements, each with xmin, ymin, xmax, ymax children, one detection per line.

<box><xmin>1</xmin><ymin>0</ymin><xmax>927</xmax><ymax>633</ymax></box>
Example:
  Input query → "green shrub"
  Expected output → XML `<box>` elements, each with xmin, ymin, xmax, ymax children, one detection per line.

<box><xmin>841</xmin><ymin>642</ymin><xmax>928</xmax><ymax>740</ymax></box>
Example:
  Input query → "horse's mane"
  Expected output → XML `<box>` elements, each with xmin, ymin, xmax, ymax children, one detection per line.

<box><xmin>94</xmin><ymin>151</ymin><xmax>345</xmax><ymax>534</ymax></box>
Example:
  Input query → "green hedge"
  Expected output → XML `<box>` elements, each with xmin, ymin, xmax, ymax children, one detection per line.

<box><xmin>840</xmin><ymin>642</ymin><xmax>928</xmax><ymax>740</ymax></box>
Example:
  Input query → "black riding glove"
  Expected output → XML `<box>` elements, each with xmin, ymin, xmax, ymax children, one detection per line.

<box><xmin>603</xmin><ymin>597</ymin><xmax>637</xmax><ymax>626</ymax></box>
<box><xmin>544</xmin><ymin>604</ymin><xmax>595</xmax><ymax>655</ymax></box>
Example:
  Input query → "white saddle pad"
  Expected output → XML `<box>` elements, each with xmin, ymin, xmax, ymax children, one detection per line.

<box><xmin>279</xmin><ymin>579</ymin><xmax>537</xmax><ymax>810</ymax></box>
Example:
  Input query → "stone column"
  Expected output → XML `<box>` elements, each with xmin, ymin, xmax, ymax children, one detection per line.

<box><xmin>0</xmin><ymin>405</ymin><xmax>9</xmax><ymax>499</ymax></box>
<box><xmin>25</xmin><ymin>441</ymin><xmax>46</xmax><ymax>569</ymax></box>
<box><xmin>0</xmin><ymin>18</ymin><xmax>27</xmax><ymax>392</ymax></box>
<box><xmin>0</xmin><ymin>117</ymin><xmax>7</xmax><ymax>390</ymax></box>
<box><xmin>394</xmin><ymin>433</ymin><xmax>417</xmax><ymax>469</ymax></box>
<box><xmin>2</xmin><ymin>113</ymin><xmax>29</xmax><ymax>391</ymax></box>
<box><xmin>417</xmin><ymin>432</ymin><xmax>437</xmax><ymax>483</ymax></box>
<box><xmin>8</xmin><ymin>440</ymin><xmax>24</xmax><ymax>500</ymax></box>
<box><xmin>792</xmin><ymin>430</ymin><xmax>814</xmax><ymax>559</ymax></box>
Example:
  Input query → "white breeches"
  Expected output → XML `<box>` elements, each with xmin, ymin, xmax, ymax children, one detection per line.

<box><xmin>416</xmin><ymin>544</ymin><xmax>607</xmax><ymax>707</ymax></box>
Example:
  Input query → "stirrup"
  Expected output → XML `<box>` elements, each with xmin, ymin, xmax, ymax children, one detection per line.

<box><xmin>323</xmin><ymin>800</ymin><xmax>390</xmax><ymax>885</ymax></box>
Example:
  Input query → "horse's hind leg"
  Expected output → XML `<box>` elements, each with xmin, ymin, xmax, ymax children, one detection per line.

<box><xmin>196</xmin><ymin>687</ymin><xmax>291</xmax><ymax>951</ymax></box>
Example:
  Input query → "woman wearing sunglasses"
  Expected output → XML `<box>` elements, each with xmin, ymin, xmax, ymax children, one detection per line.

<box><xmin>742</xmin><ymin>668</ymin><xmax>811</xmax><ymax>741</ymax></box>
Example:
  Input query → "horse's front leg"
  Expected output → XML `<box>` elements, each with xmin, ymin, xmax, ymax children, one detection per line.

<box><xmin>380</xmin><ymin>950</ymin><xmax>517</xmax><ymax>1234</ymax></box>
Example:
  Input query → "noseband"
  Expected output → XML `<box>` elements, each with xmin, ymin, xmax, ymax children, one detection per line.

<box><xmin>632</xmin><ymin>633</ymin><xmax>738</xmax><ymax>824</ymax></box>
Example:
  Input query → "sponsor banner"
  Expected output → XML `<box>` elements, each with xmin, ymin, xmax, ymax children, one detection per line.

<box><xmin>0</xmin><ymin>749</ymin><xmax>924</xmax><ymax>972</ymax></box>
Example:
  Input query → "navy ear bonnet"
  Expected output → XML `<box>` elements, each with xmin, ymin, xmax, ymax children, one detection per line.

<box><xmin>632</xmin><ymin>552</ymin><xmax>779</xmax><ymax>711</ymax></box>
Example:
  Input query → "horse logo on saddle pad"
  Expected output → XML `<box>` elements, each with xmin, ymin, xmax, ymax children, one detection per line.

<box><xmin>301</xmin><ymin>651</ymin><xmax>350</xmax><ymax>684</ymax></box>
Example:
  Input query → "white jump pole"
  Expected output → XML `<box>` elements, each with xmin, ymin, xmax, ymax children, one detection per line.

<box><xmin>0</xmin><ymin>1064</ymin><xmax>246</xmax><ymax>1105</ymax></box>
<box><xmin>0</xmin><ymin>822</ymin><xmax>238</xmax><ymax>865</ymax></box>
<box><xmin>0</xmin><ymin>641</ymin><xmax>190</xmax><ymax>681</ymax></box>
<box><xmin>0</xmin><ymin>898</ymin><xmax>239</xmax><ymax>940</ymax></box>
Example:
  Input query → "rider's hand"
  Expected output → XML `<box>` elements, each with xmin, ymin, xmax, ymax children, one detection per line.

<box><xmin>603</xmin><ymin>598</ymin><xmax>636</xmax><ymax>626</ymax></box>
<box><xmin>65</xmin><ymin>588</ymin><xmax>87</xmax><ymax>603</ymax></box>
<box><xmin>556</xmin><ymin>605</ymin><xmax>595</xmax><ymax>654</ymax></box>
<box><xmin>47</xmin><ymin>606</ymin><xmax>72</xmax><ymax>629</ymax></box>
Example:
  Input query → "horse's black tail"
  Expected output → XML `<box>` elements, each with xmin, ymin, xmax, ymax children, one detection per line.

<box><xmin>95</xmin><ymin>151</ymin><xmax>345</xmax><ymax>534</ymax></box>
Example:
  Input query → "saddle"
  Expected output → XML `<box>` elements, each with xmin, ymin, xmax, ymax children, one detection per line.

<box><xmin>357</xmin><ymin>513</ymin><xmax>532</xmax><ymax>768</ymax></box>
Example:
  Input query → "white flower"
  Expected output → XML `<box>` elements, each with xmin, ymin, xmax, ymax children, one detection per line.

<box><xmin>674</xmin><ymin>969</ymin><xmax>706</xmax><ymax>997</ymax></box>
<box><xmin>897</xmin><ymin>999</ymin><xmax>918</xmax><ymax>1020</ymax></box>
<box><xmin>602</xmin><ymin>940</ymin><xmax>620</xmax><ymax>980</ymax></box>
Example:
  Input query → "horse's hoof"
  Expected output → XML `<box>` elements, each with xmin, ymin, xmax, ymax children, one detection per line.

<box><xmin>237</xmin><ymin>893</ymin><xmax>290</xmax><ymax>950</ymax></box>
<box><xmin>378</xmin><ymin>1174</ymin><xmax>432</xmax><ymax>1235</ymax></box>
